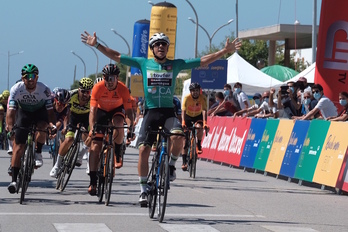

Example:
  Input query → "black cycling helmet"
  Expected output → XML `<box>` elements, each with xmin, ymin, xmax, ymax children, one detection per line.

<box><xmin>189</xmin><ymin>82</ymin><xmax>201</xmax><ymax>91</ymax></box>
<box><xmin>21</xmin><ymin>64</ymin><xmax>39</xmax><ymax>75</ymax></box>
<box><xmin>102</xmin><ymin>64</ymin><xmax>120</xmax><ymax>76</ymax></box>
<box><xmin>52</xmin><ymin>87</ymin><xmax>71</xmax><ymax>105</ymax></box>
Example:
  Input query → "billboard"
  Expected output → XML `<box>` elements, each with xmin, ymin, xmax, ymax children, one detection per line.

<box><xmin>191</xmin><ymin>59</ymin><xmax>227</xmax><ymax>90</ymax></box>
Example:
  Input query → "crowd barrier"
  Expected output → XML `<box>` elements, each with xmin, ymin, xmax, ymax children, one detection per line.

<box><xmin>201</xmin><ymin>116</ymin><xmax>348</xmax><ymax>193</ymax></box>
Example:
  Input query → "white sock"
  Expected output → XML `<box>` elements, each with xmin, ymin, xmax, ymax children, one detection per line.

<box><xmin>169</xmin><ymin>154</ymin><xmax>178</xmax><ymax>166</ymax></box>
<box><xmin>139</xmin><ymin>176</ymin><xmax>147</xmax><ymax>193</ymax></box>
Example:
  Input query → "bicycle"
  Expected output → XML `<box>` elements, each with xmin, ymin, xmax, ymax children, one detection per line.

<box><xmin>55</xmin><ymin>124</ymin><xmax>88</xmax><ymax>191</ymax></box>
<box><xmin>146</xmin><ymin>127</ymin><xmax>186</xmax><ymax>222</ymax></box>
<box><xmin>0</xmin><ymin>120</ymin><xmax>8</xmax><ymax>150</ymax></box>
<box><xmin>10</xmin><ymin>124</ymin><xmax>51</xmax><ymax>204</ymax></box>
<box><xmin>93</xmin><ymin>123</ymin><xmax>128</xmax><ymax>206</ymax></box>
<box><xmin>48</xmin><ymin>131</ymin><xmax>61</xmax><ymax>167</ymax></box>
<box><xmin>185</xmin><ymin>122</ymin><xmax>209</xmax><ymax>178</ymax></box>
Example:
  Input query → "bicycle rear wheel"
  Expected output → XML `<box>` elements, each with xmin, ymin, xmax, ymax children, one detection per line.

<box><xmin>147</xmin><ymin>154</ymin><xmax>157</xmax><ymax>218</ymax></box>
<box><xmin>157</xmin><ymin>154</ymin><xmax>169</xmax><ymax>222</ymax></box>
<box><xmin>20</xmin><ymin>143</ymin><xmax>33</xmax><ymax>204</ymax></box>
<box><xmin>104</xmin><ymin>147</ymin><xmax>114</xmax><ymax>206</ymax></box>
<box><xmin>97</xmin><ymin>149</ymin><xmax>106</xmax><ymax>203</ymax></box>
<box><xmin>58</xmin><ymin>142</ymin><xmax>79</xmax><ymax>191</ymax></box>
<box><xmin>52</xmin><ymin>137</ymin><xmax>59</xmax><ymax>167</ymax></box>
<box><xmin>189</xmin><ymin>137</ymin><xmax>197</xmax><ymax>178</ymax></box>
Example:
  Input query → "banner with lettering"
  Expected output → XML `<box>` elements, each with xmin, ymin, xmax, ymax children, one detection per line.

<box><xmin>239</xmin><ymin>118</ymin><xmax>267</xmax><ymax>168</ymax></box>
<box><xmin>214</xmin><ymin>117</ymin><xmax>251</xmax><ymax>166</ymax></box>
<box><xmin>294</xmin><ymin>120</ymin><xmax>331</xmax><ymax>182</ymax></box>
<box><xmin>312</xmin><ymin>122</ymin><xmax>348</xmax><ymax>187</ymax></box>
<box><xmin>265</xmin><ymin>120</ymin><xmax>295</xmax><ymax>175</ymax></box>
<box><xmin>201</xmin><ymin>116</ymin><xmax>220</xmax><ymax>159</ymax></box>
<box><xmin>130</xmin><ymin>75</ymin><xmax>145</xmax><ymax>97</ymax></box>
<box><xmin>279</xmin><ymin>120</ymin><xmax>310</xmax><ymax>178</ymax></box>
<box><xmin>314</xmin><ymin>0</ymin><xmax>348</xmax><ymax>109</ymax></box>
<box><xmin>207</xmin><ymin>117</ymin><xmax>227</xmax><ymax>161</ymax></box>
<box><xmin>253</xmin><ymin>119</ymin><xmax>280</xmax><ymax>172</ymax></box>
<box><xmin>341</xmin><ymin>149</ymin><xmax>348</xmax><ymax>192</ymax></box>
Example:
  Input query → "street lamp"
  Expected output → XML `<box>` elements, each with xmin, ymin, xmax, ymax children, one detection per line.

<box><xmin>7</xmin><ymin>50</ymin><xmax>24</xmax><ymax>90</ymax></box>
<box><xmin>97</xmin><ymin>38</ymin><xmax>112</xmax><ymax>64</ymax></box>
<box><xmin>185</xmin><ymin>0</ymin><xmax>199</xmax><ymax>58</ymax></box>
<box><xmin>71</xmin><ymin>51</ymin><xmax>86</xmax><ymax>77</ymax></box>
<box><xmin>111</xmin><ymin>29</ymin><xmax>131</xmax><ymax>87</ymax></box>
<box><xmin>84</xmin><ymin>43</ymin><xmax>99</xmax><ymax>79</ymax></box>
<box><xmin>188</xmin><ymin>18</ymin><xmax>234</xmax><ymax>52</ymax></box>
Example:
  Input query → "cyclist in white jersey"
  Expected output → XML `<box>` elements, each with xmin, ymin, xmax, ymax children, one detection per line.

<box><xmin>6</xmin><ymin>64</ymin><xmax>56</xmax><ymax>194</ymax></box>
<box><xmin>82</xmin><ymin>31</ymin><xmax>241</xmax><ymax>205</ymax></box>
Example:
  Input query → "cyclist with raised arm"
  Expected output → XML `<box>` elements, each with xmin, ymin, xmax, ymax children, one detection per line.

<box><xmin>50</xmin><ymin>77</ymin><xmax>93</xmax><ymax>177</ymax></box>
<box><xmin>181</xmin><ymin>82</ymin><xmax>208</xmax><ymax>170</ymax></box>
<box><xmin>81</xmin><ymin>30</ymin><xmax>241</xmax><ymax>205</ymax></box>
<box><xmin>86</xmin><ymin>64</ymin><xmax>133</xmax><ymax>195</ymax></box>
<box><xmin>7</xmin><ymin>64</ymin><xmax>56</xmax><ymax>193</ymax></box>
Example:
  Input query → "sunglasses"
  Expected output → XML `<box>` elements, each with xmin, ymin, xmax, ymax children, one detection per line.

<box><xmin>312</xmin><ymin>90</ymin><xmax>320</xmax><ymax>94</ymax></box>
<box><xmin>153</xmin><ymin>42</ymin><xmax>168</xmax><ymax>47</ymax></box>
<box><xmin>23</xmin><ymin>73</ymin><xmax>37</xmax><ymax>80</ymax></box>
<box><xmin>104</xmin><ymin>75</ymin><xmax>118</xmax><ymax>82</ymax></box>
<box><xmin>80</xmin><ymin>89</ymin><xmax>91</xmax><ymax>94</ymax></box>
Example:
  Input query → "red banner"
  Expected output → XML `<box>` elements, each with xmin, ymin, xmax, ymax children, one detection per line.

<box><xmin>315</xmin><ymin>0</ymin><xmax>348</xmax><ymax>108</ymax></box>
<box><xmin>200</xmin><ymin>116</ymin><xmax>219</xmax><ymax>159</ymax></box>
<box><xmin>214</xmin><ymin>117</ymin><xmax>251</xmax><ymax>166</ymax></box>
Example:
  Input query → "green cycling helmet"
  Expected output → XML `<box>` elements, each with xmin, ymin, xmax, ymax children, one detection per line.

<box><xmin>79</xmin><ymin>77</ymin><xmax>94</xmax><ymax>90</ymax></box>
<box><xmin>21</xmin><ymin>64</ymin><xmax>39</xmax><ymax>75</ymax></box>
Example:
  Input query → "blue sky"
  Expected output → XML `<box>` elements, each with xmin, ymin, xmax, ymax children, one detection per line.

<box><xmin>0</xmin><ymin>0</ymin><xmax>322</xmax><ymax>90</ymax></box>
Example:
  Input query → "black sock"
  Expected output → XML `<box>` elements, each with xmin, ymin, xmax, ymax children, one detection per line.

<box><xmin>182</xmin><ymin>154</ymin><xmax>187</xmax><ymax>164</ymax></box>
<box><xmin>36</xmin><ymin>142</ymin><xmax>44</xmax><ymax>153</ymax></box>
<box><xmin>12</xmin><ymin>167</ymin><xmax>20</xmax><ymax>182</ymax></box>
<box><xmin>89</xmin><ymin>171</ymin><xmax>97</xmax><ymax>185</ymax></box>
<box><xmin>114</xmin><ymin>143</ymin><xmax>122</xmax><ymax>162</ymax></box>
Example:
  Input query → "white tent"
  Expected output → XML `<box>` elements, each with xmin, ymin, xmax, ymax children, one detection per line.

<box><xmin>227</xmin><ymin>53</ymin><xmax>284</xmax><ymax>96</ymax></box>
<box><xmin>286</xmin><ymin>62</ymin><xmax>315</xmax><ymax>83</ymax></box>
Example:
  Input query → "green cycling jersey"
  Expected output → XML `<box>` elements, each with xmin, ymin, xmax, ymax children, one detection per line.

<box><xmin>121</xmin><ymin>56</ymin><xmax>200</xmax><ymax>110</ymax></box>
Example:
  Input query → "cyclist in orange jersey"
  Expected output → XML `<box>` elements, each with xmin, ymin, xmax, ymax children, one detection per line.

<box><xmin>87</xmin><ymin>64</ymin><xmax>134</xmax><ymax>195</ymax></box>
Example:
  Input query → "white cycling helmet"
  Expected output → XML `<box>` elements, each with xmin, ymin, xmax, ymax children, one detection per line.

<box><xmin>149</xmin><ymin>33</ymin><xmax>170</xmax><ymax>48</ymax></box>
<box><xmin>94</xmin><ymin>77</ymin><xmax>104</xmax><ymax>84</ymax></box>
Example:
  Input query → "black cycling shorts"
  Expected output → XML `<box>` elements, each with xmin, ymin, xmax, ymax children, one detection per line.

<box><xmin>67</xmin><ymin>112</ymin><xmax>89</xmax><ymax>133</ymax></box>
<box><xmin>94</xmin><ymin>105</ymin><xmax>125</xmax><ymax>138</ymax></box>
<box><xmin>137</xmin><ymin>108</ymin><xmax>182</xmax><ymax>148</ymax></box>
<box><xmin>15</xmin><ymin>107</ymin><xmax>48</xmax><ymax>144</ymax></box>
<box><xmin>184</xmin><ymin>113</ymin><xmax>203</xmax><ymax>127</ymax></box>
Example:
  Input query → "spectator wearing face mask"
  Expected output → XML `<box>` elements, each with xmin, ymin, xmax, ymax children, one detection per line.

<box><xmin>292</xmin><ymin>90</ymin><xmax>319</xmax><ymax>119</ymax></box>
<box><xmin>233</xmin><ymin>82</ymin><xmax>250</xmax><ymax>110</ymax></box>
<box><xmin>327</xmin><ymin>91</ymin><xmax>348</xmax><ymax>121</ymax></box>
<box><xmin>208</xmin><ymin>92</ymin><xmax>232</xmax><ymax>116</ymax></box>
<box><xmin>223</xmin><ymin>84</ymin><xmax>241</xmax><ymax>111</ymax></box>
<box><xmin>270</xmin><ymin>85</ymin><xmax>299</xmax><ymax>119</ymax></box>
<box><xmin>244</xmin><ymin>91</ymin><xmax>278</xmax><ymax>118</ymax></box>
<box><xmin>295</xmin><ymin>84</ymin><xmax>337</xmax><ymax>120</ymax></box>
<box><xmin>234</xmin><ymin>93</ymin><xmax>262</xmax><ymax>117</ymax></box>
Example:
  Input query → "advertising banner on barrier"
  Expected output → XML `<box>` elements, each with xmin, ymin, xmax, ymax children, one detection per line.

<box><xmin>253</xmin><ymin>119</ymin><xmax>280</xmax><ymax>172</ymax></box>
<box><xmin>279</xmin><ymin>120</ymin><xmax>310</xmax><ymax>178</ymax></box>
<box><xmin>341</xmin><ymin>149</ymin><xmax>348</xmax><ymax>192</ymax></box>
<box><xmin>312</xmin><ymin>122</ymin><xmax>348</xmax><ymax>188</ymax></box>
<box><xmin>208</xmin><ymin>117</ymin><xmax>227</xmax><ymax>161</ymax></box>
<box><xmin>265</xmin><ymin>120</ymin><xmax>295</xmax><ymax>175</ymax></box>
<box><xmin>239</xmin><ymin>118</ymin><xmax>267</xmax><ymax>168</ymax></box>
<box><xmin>294</xmin><ymin>120</ymin><xmax>331</xmax><ymax>182</ymax></box>
<box><xmin>201</xmin><ymin>116</ymin><xmax>220</xmax><ymax>159</ymax></box>
<box><xmin>214</xmin><ymin>117</ymin><xmax>251</xmax><ymax>166</ymax></box>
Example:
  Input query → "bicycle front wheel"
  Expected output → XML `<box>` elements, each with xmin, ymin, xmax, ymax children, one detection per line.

<box><xmin>189</xmin><ymin>137</ymin><xmax>197</xmax><ymax>178</ymax></box>
<box><xmin>97</xmin><ymin>150</ymin><xmax>106</xmax><ymax>203</ymax></box>
<box><xmin>20</xmin><ymin>143</ymin><xmax>33</xmax><ymax>204</ymax></box>
<box><xmin>157</xmin><ymin>154</ymin><xmax>169</xmax><ymax>222</ymax></box>
<box><xmin>58</xmin><ymin>142</ymin><xmax>79</xmax><ymax>191</ymax></box>
<box><xmin>104</xmin><ymin>147</ymin><xmax>114</xmax><ymax>206</ymax></box>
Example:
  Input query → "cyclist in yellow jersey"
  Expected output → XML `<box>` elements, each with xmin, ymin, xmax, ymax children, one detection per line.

<box><xmin>181</xmin><ymin>82</ymin><xmax>208</xmax><ymax>170</ymax></box>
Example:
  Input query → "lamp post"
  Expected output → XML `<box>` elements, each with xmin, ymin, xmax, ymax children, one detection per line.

<box><xmin>97</xmin><ymin>38</ymin><xmax>112</xmax><ymax>64</ymax></box>
<box><xmin>71</xmin><ymin>51</ymin><xmax>86</xmax><ymax>77</ymax></box>
<box><xmin>84</xmin><ymin>44</ymin><xmax>99</xmax><ymax>79</ymax></box>
<box><xmin>6</xmin><ymin>50</ymin><xmax>24</xmax><ymax>90</ymax></box>
<box><xmin>111</xmin><ymin>29</ymin><xmax>131</xmax><ymax>87</ymax></box>
<box><xmin>185</xmin><ymin>0</ymin><xmax>199</xmax><ymax>58</ymax></box>
<box><xmin>188</xmin><ymin>18</ymin><xmax>234</xmax><ymax>52</ymax></box>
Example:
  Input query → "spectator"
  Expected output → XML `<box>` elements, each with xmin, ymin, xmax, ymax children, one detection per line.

<box><xmin>296</xmin><ymin>84</ymin><xmax>337</xmax><ymax>120</ymax></box>
<box><xmin>270</xmin><ymin>86</ymin><xmax>298</xmax><ymax>119</ymax></box>
<box><xmin>223</xmin><ymin>84</ymin><xmax>240</xmax><ymax>111</ymax></box>
<box><xmin>292</xmin><ymin>90</ymin><xmax>319</xmax><ymax>119</ymax></box>
<box><xmin>234</xmin><ymin>93</ymin><xmax>262</xmax><ymax>117</ymax></box>
<box><xmin>208</xmin><ymin>92</ymin><xmax>232</xmax><ymax>116</ymax></box>
<box><xmin>327</xmin><ymin>91</ymin><xmax>348</xmax><ymax>121</ymax></box>
<box><xmin>233</xmin><ymin>82</ymin><xmax>250</xmax><ymax>110</ymax></box>
<box><xmin>246</xmin><ymin>91</ymin><xmax>278</xmax><ymax>118</ymax></box>
<box><xmin>296</xmin><ymin>77</ymin><xmax>311</xmax><ymax>93</ymax></box>
<box><xmin>208</xmin><ymin>97</ymin><xmax>216</xmax><ymax>109</ymax></box>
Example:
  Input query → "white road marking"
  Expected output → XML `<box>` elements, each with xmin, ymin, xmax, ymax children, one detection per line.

<box><xmin>0</xmin><ymin>212</ymin><xmax>265</xmax><ymax>218</ymax></box>
<box><xmin>160</xmin><ymin>224</ymin><xmax>220</xmax><ymax>232</ymax></box>
<box><xmin>262</xmin><ymin>225</ymin><xmax>319</xmax><ymax>232</ymax></box>
<box><xmin>54</xmin><ymin>223</ymin><xmax>112</xmax><ymax>232</ymax></box>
